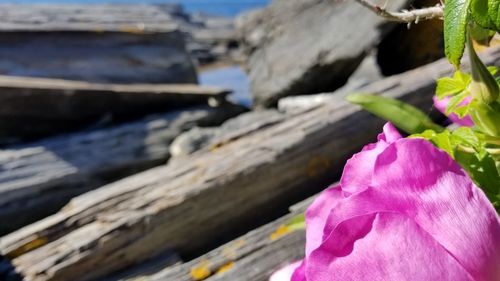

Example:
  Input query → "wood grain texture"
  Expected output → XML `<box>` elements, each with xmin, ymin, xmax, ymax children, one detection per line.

<box><xmin>0</xmin><ymin>104</ymin><xmax>244</xmax><ymax>235</ymax></box>
<box><xmin>0</xmin><ymin>3</ymin><xmax>238</xmax><ymax>65</ymax></box>
<box><xmin>142</xmin><ymin>198</ymin><xmax>314</xmax><ymax>281</ymax></box>
<box><xmin>1</xmin><ymin>48</ymin><xmax>499</xmax><ymax>281</ymax></box>
<box><xmin>0</xmin><ymin>76</ymin><xmax>229</xmax><ymax>142</ymax></box>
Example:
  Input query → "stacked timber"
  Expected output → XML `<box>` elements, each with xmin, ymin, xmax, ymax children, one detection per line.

<box><xmin>3</xmin><ymin>47</ymin><xmax>497</xmax><ymax>281</ymax></box>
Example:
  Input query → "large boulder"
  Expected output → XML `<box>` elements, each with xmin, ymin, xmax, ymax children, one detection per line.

<box><xmin>236</xmin><ymin>0</ymin><xmax>409</xmax><ymax>107</ymax></box>
<box><xmin>278</xmin><ymin>53</ymin><xmax>383</xmax><ymax>114</ymax></box>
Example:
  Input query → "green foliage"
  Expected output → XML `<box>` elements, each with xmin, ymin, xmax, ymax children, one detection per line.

<box><xmin>445</xmin><ymin>0</ymin><xmax>500</xmax><ymax>67</ymax></box>
<box><xmin>471</xmin><ymin>0</ymin><xmax>495</xmax><ymax>29</ymax></box>
<box><xmin>444</xmin><ymin>0</ymin><xmax>471</xmax><ymax>67</ymax></box>
<box><xmin>488</xmin><ymin>0</ymin><xmax>500</xmax><ymax>30</ymax></box>
<box><xmin>346</xmin><ymin>94</ymin><xmax>444</xmax><ymax>134</ymax></box>
<box><xmin>469</xmin><ymin>21</ymin><xmax>496</xmax><ymax>44</ymax></box>
<box><xmin>470</xmin><ymin>101</ymin><xmax>500</xmax><ymax>137</ymax></box>
<box><xmin>286</xmin><ymin>214</ymin><xmax>306</xmax><ymax>231</ymax></box>
<box><xmin>467</xmin><ymin>33</ymin><xmax>500</xmax><ymax>104</ymax></box>
<box><xmin>436</xmin><ymin>71</ymin><xmax>471</xmax><ymax>99</ymax></box>
<box><xmin>435</xmin><ymin>66</ymin><xmax>500</xmax><ymax>136</ymax></box>
<box><xmin>412</xmin><ymin>127</ymin><xmax>500</xmax><ymax>209</ymax></box>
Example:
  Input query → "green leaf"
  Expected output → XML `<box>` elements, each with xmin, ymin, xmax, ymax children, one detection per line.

<box><xmin>471</xmin><ymin>0</ymin><xmax>496</xmax><ymax>29</ymax></box>
<box><xmin>469</xmin><ymin>19</ymin><xmax>496</xmax><ymax>44</ymax></box>
<box><xmin>455</xmin><ymin>150</ymin><xmax>500</xmax><ymax>204</ymax></box>
<box><xmin>453</xmin><ymin>126</ymin><xmax>481</xmax><ymax>148</ymax></box>
<box><xmin>454</xmin><ymin>101</ymin><xmax>473</xmax><ymax>118</ymax></box>
<box><xmin>436</xmin><ymin>71</ymin><xmax>471</xmax><ymax>99</ymax></box>
<box><xmin>445</xmin><ymin>90</ymin><xmax>470</xmax><ymax>116</ymax></box>
<box><xmin>470</xmin><ymin>101</ymin><xmax>500</xmax><ymax>137</ymax></box>
<box><xmin>444</xmin><ymin>0</ymin><xmax>472</xmax><ymax>67</ymax></box>
<box><xmin>346</xmin><ymin>94</ymin><xmax>444</xmax><ymax>134</ymax></box>
<box><xmin>413</xmin><ymin>130</ymin><xmax>455</xmax><ymax>157</ymax></box>
<box><xmin>487</xmin><ymin>66</ymin><xmax>499</xmax><ymax>75</ymax></box>
<box><xmin>488</xmin><ymin>0</ymin><xmax>500</xmax><ymax>30</ymax></box>
<box><xmin>467</xmin><ymin>32</ymin><xmax>500</xmax><ymax>104</ymax></box>
<box><xmin>286</xmin><ymin>213</ymin><xmax>306</xmax><ymax>231</ymax></box>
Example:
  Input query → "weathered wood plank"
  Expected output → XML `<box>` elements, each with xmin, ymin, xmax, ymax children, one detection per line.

<box><xmin>0</xmin><ymin>29</ymin><xmax>197</xmax><ymax>84</ymax></box>
<box><xmin>0</xmin><ymin>104</ymin><xmax>244</xmax><ymax>235</ymax></box>
<box><xmin>141</xmin><ymin>197</ymin><xmax>313</xmax><ymax>281</ymax></box>
<box><xmin>0</xmin><ymin>76</ymin><xmax>229</xmax><ymax>142</ymax></box>
<box><xmin>0</xmin><ymin>3</ymin><xmax>238</xmax><ymax>65</ymax></box>
<box><xmin>0</xmin><ymin>4</ymin><xmax>180</xmax><ymax>32</ymax></box>
<box><xmin>1</xmin><ymin>48</ymin><xmax>499</xmax><ymax>281</ymax></box>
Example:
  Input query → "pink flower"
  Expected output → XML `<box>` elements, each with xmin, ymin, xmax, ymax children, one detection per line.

<box><xmin>433</xmin><ymin>96</ymin><xmax>474</xmax><ymax>127</ymax></box>
<box><xmin>271</xmin><ymin>123</ymin><xmax>500</xmax><ymax>281</ymax></box>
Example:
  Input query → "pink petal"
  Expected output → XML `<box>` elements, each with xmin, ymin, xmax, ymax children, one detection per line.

<box><xmin>307</xmin><ymin>212</ymin><xmax>476</xmax><ymax>281</ymax></box>
<box><xmin>433</xmin><ymin>96</ymin><xmax>474</xmax><ymax>127</ymax></box>
<box><xmin>378</xmin><ymin>122</ymin><xmax>402</xmax><ymax>143</ymax></box>
<box><xmin>340</xmin><ymin>123</ymin><xmax>401</xmax><ymax>195</ymax></box>
<box><xmin>305</xmin><ymin>186</ymin><xmax>343</xmax><ymax>256</ymax></box>
<box><xmin>290</xmin><ymin>261</ymin><xmax>306</xmax><ymax>281</ymax></box>
<box><xmin>322</xmin><ymin>138</ymin><xmax>500</xmax><ymax>280</ymax></box>
<box><xmin>270</xmin><ymin>261</ymin><xmax>302</xmax><ymax>281</ymax></box>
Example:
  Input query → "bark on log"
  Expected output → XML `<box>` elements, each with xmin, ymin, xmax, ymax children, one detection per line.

<box><xmin>0</xmin><ymin>76</ymin><xmax>229</xmax><ymax>142</ymax></box>
<box><xmin>0</xmin><ymin>104</ymin><xmax>245</xmax><ymax>235</ymax></box>
<box><xmin>1</xmin><ymin>48</ymin><xmax>498</xmax><ymax>281</ymax></box>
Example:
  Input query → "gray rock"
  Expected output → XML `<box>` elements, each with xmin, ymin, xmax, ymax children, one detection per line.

<box><xmin>278</xmin><ymin>53</ymin><xmax>384</xmax><ymax>114</ymax></box>
<box><xmin>340</xmin><ymin>52</ymin><xmax>384</xmax><ymax>92</ymax></box>
<box><xmin>236</xmin><ymin>0</ymin><xmax>409</xmax><ymax>107</ymax></box>
<box><xmin>170</xmin><ymin>110</ymin><xmax>284</xmax><ymax>157</ymax></box>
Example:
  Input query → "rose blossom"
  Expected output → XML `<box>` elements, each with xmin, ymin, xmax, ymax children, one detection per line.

<box><xmin>271</xmin><ymin>123</ymin><xmax>500</xmax><ymax>281</ymax></box>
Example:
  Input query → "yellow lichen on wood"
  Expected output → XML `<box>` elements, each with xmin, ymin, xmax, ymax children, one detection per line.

<box><xmin>270</xmin><ymin>225</ymin><xmax>291</xmax><ymax>241</ymax></box>
<box><xmin>216</xmin><ymin>261</ymin><xmax>235</xmax><ymax>274</ymax></box>
<box><xmin>190</xmin><ymin>260</ymin><xmax>212</xmax><ymax>280</ymax></box>
<box><xmin>7</xmin><ymin>237</ymin><xmax>48</xmax><ymax>258</ymax></box>
<box><xmin>119</xmin><ymin>26</ymin><xmax>146</xmax><ymax>34</ymax></box>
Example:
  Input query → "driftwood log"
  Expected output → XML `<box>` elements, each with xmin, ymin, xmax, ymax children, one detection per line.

<box><xmin>1</xmin><ymin>48</ymin><xmax>499</xmax><ymax>281</ymax></box>
<box><xmin>0</xmin><ymin>3</ymin><xmax>237</xmax><ymax>66</ymax></box>
<box><xmin>0</xmin><ymin>76</ymin><xmax>229</xmax><ymax>142</ymax></box>
<box><xmin>138</xmin><ymin>197</ymin><xmax>314</xmax><ymax>281</ymax></box>
<box><xmin>0</xmin><ymin>27</ymin><xmax>197</xmax><ymax>84</ymax></box>
<box><xmin>0</xmin><ymin>104</ymin><xmax>245</xmax><ymax>235</ymax></box>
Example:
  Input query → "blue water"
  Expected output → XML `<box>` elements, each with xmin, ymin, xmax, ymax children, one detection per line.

<box><xmin>1</xmin><ymin>0</ymin><xmax>269</xmax><ymax>16</ymax></box>
<box><xmin>200</xmin><ymin>66</ymin><xmax>251</xmax><ymax>107</ymax></box>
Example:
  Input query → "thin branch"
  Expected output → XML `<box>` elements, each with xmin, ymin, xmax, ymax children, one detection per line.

<box><xmin>353</xmin><ymin>0</ymin><xmax>444</xmax><ymax>24</ymax></box>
